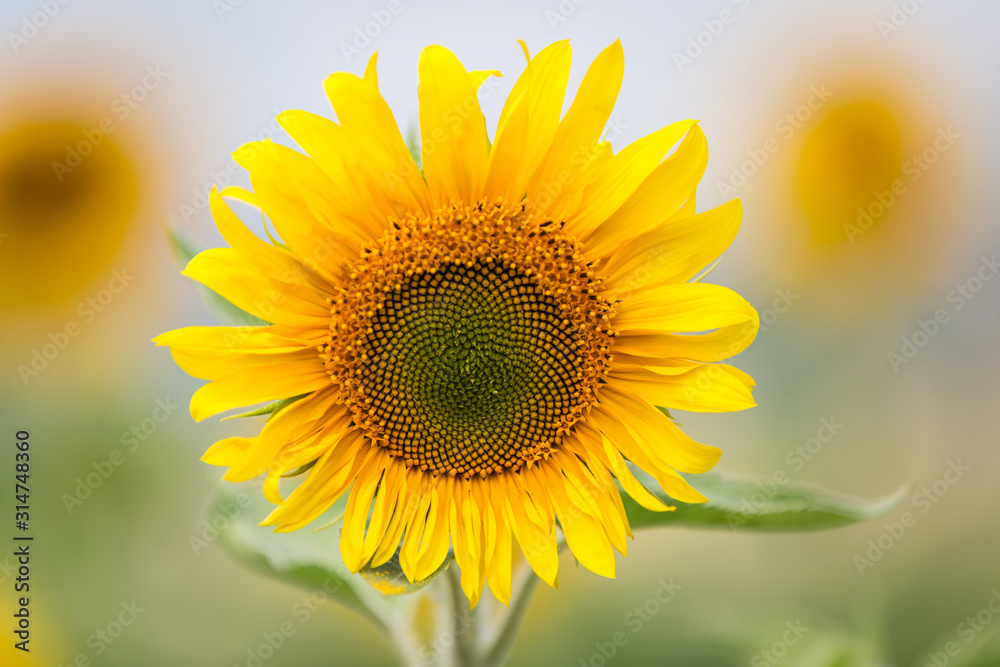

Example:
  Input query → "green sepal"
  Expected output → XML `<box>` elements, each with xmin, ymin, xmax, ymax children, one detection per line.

<box><xmin>282</xmin><ymin>459</ymin><xmax>317</xmax><ymax>478</ymax></box>
<box><xmin>359</xmin><ymin>552</ymin><xmax>455</xmax><ymax>598</ymax></box>
<box><xmin>220</xmin><ymin>395</ymin><xmax>309</xmax><ymax>422</ymax></box>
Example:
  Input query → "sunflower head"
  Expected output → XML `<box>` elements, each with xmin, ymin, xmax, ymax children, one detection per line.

<box><xmin>156</xmin><ymin>40</ymin><xmax>758</xmax><ymax>607</ymax></box>
<box><xmin>798</xmin><ymin>100</ymin><xmax>903</xmax><ymax>245</ymax></box>
<box><xmin>323</xmin><ymin>198</ymin><xmax>617</xmax><ymax>478</ymax></box>
<box><xmin>0</xmin><ymin>121</ymin><xmax>136</xmax><ymax>306</ymax></box>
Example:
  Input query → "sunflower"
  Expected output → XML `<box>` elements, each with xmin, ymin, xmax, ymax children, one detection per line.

<box><xmin>0</xmin><ymin>122</ymin><xmax>136</xmax><ymax>305</ymax></box>
<box><xmin>156</xmin><ymin>40</ymin><xmax>758</xmax><ymax>606</ymax></box>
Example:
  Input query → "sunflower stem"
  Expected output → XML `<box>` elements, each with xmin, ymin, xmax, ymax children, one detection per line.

<box><xmin>481</xmin><ymin>566</ymin><xmax>540</xmax><ymax>667</ymax></box>
<box><xmin>447</xmin><ymin>566</ymin><xmax>480</xmax><ymax>667</ymax></box>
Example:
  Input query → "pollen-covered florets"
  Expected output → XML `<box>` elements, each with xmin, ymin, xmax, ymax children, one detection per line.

<box><xmin>320</xmin><ymin>198</ymin><xmax>616</xmax><ymax>477</ymax></box>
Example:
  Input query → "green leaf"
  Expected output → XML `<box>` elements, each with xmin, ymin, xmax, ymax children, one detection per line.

<box><xmin>622</xmin><ymin>467</ymin><xmax>908</xmax><ymax>532</ymax></box>
<box><xmin>207</xmin><ymin>482</ymin><xmax>455</xmax><ymax>629</ymax></box>
<box><xmin>164</xmin><ymin>220</ymin><xmax>269</xmax><ymax>327</ymax></box>
<box><xmin>207</xmin><ymin>486</ymin><xmax>379</xmax><ymax>621</ymax></box>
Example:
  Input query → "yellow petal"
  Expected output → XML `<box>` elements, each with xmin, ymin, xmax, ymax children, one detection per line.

<box><xmin>568</xmin><ymin>119</ymin><xmax>698</xmax><ymax>238</ymax></box>
<box><xmin>588</xmin><ymin>408</ymin><xmax>709</xmax><ymax>503</ymax></box>
<box><xmin>189</xmin><ymin>361</ymin><xmax>330</xmax><ymax>421</ymax></box>
<box><xmin>261</xmin><ymin>432</ymin><xmax>369</xmax><ymax>529</ymax></box>
<box><xmin>231</xmin><ymin>141</ymin><xmax>368</xmax><ymax>266</ymax></box>
<box><xmin>676</xmin><ymin>187</ymin><xmax>697</xmax><ymax>217</ymax></box>
<box><xmin>469</xmin><ymin>69</ymin><xmax>501</xmax><ymax>89</ymax></box>
<box><xmin>220</xmin><ymin>392</ymin><xmax>341</xmax><ymax>482</ymax></box>
<box><xmin>614</xmin><ymin>321</ymin><xmax>758</xmax><ymax>364</ymax></box>
<box><xmin>553</xmin><ymin>451</ymin><xmax>628</xmax><ymax>554</ymax></box>
<box><xmin>262</xmin><ymin>468</ymin><xmax>284</xmax><ymax>504</ymax></box>
<box><xmin>276</xmin><ymin>110</ymin><xmax>391</xmax><ymax>240</ymax></box>
<box><xmin>486</xmin><ymin>476</ymin><xmax>513</xmax><ymax>606</ymax></box>
<box><xmin>361</xmin><ymin>461</ymin><xmax>405</xmax><ymax>564</ymax></box>
<box><xmin>399</xmin><ymin>487</ymin><xmax>434</xmax><ymax>583</ymax></box>
<box><xmin>485</xmin><ymin>41</ymin><xmax>572</xmax><ymax>202</ymax></box>
<box><xmin>182</xmin><ymin>248</ymin><xmax>331</xmax><ymax>329</ymax></box>
<box><xmin>268</xmin><ymin>405</ymin><xmax>352</xmax><ymax>476</ymax></box>
<box><xmin>614</xmin><ymin>282</ymin><xmax>758</xmax><ymax>334</ymax></box>
<box><xmin>416</xmin><ymin>477</ymin><xmax>454</xmax><ymax>581</ymax></box>
<box><xmin>600</xmin><ymin>387</ymin><xmax>722</xmax><ymax>474</ymax></box>
<box><xmin>609</xmin><ymin>364</ymin><xmax>757</xmax><ymax>413</ymax></box>
<box><xmin>542</xmin><ymin>466</ymin><xmax>616</xmax><ymax>578</ymax></box>
<box><xmin>201</xmin><ymin>436</ymin><xmax>253</xmax><ymax>467</ymax></box>
<box><xmin>579</xmin><ymin>448</ymin><xmax>633</xmax><ymax>538</ymax></box>
<box><xmin>450</xmin><ymin>480</ymin><xmax>484</xmax><ymax>607</ymax></box>
<box><xmin>584</xmin><ymin>124</ymin><xmax>709</xmax><ymax>256</ymax></box>
<box><xmin>324</xmin><ymin>53</ymin><xmax>430</xmax><ymax>217</ymax></box>
<box><xmin>527</xmin><ymin>40</ymin><xmax>624</xmax><ymax>217</ymax></box>
<box><xmin>505</xmin><ymin>473</ymin><xmax>559</xmax><ymax>587</ymax></box>
<box><xmin>209</xmin><ymin>187</ymin><xmax>336</xmax><ymax>302</ymax></box>
<box><xmin>603</xmin><ymin>199</ymin><xmax>743</xmax><ymax>295</ymax></box>
<box><xmin>570</xmin><ymin>424</ymin><xmax>670</xmax><ymax>512</ymax></box>
<box><xmin>371</xmin><ymin>471</ymin><xmax>420</xmax><ymax>568</ymax></box>
<box><xmin>341</xmin><ymin>457</ymin><xmax>386</xmax><ymax>572</ymax></box>
<box><xmin>419</xmin><ymin>45</ymin><xmax>491</xmax><ymax>206</ymax></box>
<box><xmin>154</xmin><ymin>326</ymin><xmax>317</xmax><ymax>381</ymax></box>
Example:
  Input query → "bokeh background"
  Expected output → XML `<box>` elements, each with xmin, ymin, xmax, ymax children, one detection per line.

<box><xmin>2</xmin><ymin>0</ymin><xmax>999</xmax><ymax>665</ymax></box>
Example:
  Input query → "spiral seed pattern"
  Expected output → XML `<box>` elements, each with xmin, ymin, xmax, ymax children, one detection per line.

<box><xmin>321</xmin><ymin>199</ymin><xmax>615</xmax><ymax>477</ymax></box>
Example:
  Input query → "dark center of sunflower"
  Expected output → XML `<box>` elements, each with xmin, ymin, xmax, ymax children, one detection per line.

<box><xmin>323</xmin><ymin>199</ymin><xmax>616</xmax><ymax>478</ymax></box>
<box><xmin>355</xmin><ymin>260</ymin><xmax>579</xmax><ymax>476</ymax></box>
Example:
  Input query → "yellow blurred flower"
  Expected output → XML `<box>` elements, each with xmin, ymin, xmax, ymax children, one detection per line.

<box><xmin>0</xmin><ymin>121</ymin><xmax>136</xmax><ymax>306</ymax></box>
<box><xmin>741</xmin><ymin>46</ymin><xmax>985</xmax><ymax>323</ymax></box>
<box><xmin>798</xmin><ymin>100</ymin><xmax>904</xmax><ymax>246</ymax></box>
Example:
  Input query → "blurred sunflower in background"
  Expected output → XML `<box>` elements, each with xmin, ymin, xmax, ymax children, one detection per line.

<box><xmin>157</xmin><ymin>40</ymin><xmax>759</xmax><ymax>607</ymax></box>
<box><xmin>746</xmin><ymin>46</ymin><xmax>984</xmax><ymax>324</ymax></box>
<box><xmin>0</xmin><ymin>51</ymin><xmax>183</xmax><ymax>313</ymax></box>
<box><xmin>0</xmin><ymin>119</ymin><xmax>137</xmax><ymax>306</ymax></box>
